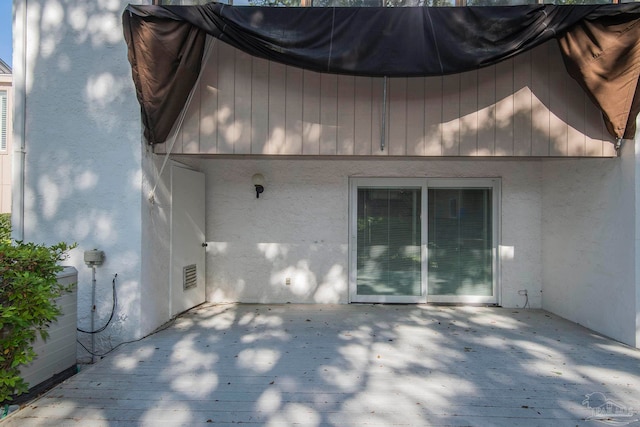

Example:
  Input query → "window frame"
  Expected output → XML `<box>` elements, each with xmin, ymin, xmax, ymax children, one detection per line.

<box><xmin>349</xmin><ymin>177</ymin><xmax>501</xmax><ymax>304</ymax></box>
<box><xmin>0</xmin><ymin>89</ymin><xmax>7</xmax><ymax>152</ymax></box>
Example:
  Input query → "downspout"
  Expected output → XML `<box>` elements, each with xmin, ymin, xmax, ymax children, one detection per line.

<box><xmin>12</xmin><ymin>0</ymin><xmax>26</xmax><ymax>241</ymax></box>
<box><xmin>381</xmin><ymin>76</ymin><xmax>387</xmax><ymax>152</ymax></box>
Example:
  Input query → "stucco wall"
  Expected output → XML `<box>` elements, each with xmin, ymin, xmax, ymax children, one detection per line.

<box><xmin>636</xmin><ymin>135</ymin><xmax>640</xmax><ymax>348</ymax></box>
<box><xmin>541</xmin><ymin>146</ymin><xmax>637</xmax><ymax>346</ymax></box>
<box><xmin>14</xmin><ymin>0</ymin><xmax>148</xmax><ymax>359</ymax></box>
<box><xmin>193</xmin><ymin>157</ymin><xmax>543</xmax><ymax>308</ymax></box>
<box><xmin>140</xmin><ymin>150</ymin><xmax>173</xmax><ymax>336</ymax></box>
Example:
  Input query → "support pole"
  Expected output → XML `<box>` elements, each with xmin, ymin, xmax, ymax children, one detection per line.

<box><xmin>381</xmin><ymin>76</ymin><xmax>388</xmax><ymax>152</ymax></box>
<box><xmin>91</xmin><ymin>266</ymin><xmax>96</xmax><ymax>364</ymax></box>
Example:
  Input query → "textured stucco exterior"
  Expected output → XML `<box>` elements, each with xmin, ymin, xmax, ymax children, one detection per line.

<box><xmin>140</xmin><ymin>150</ymin><xmax>172</xmax><ymax>336</ymax></box>
<box><xmin>13</xmin><ymin>0</ymin><xmax>149</xmax><ymax>359</ymax></box>
<box><xmin>542</xmin><ymin>141</ymin><xmax>639</xmax><ymax>346</ymax></box>
<box><xmin>637</xmin><ymin>134</ymin><xmax>640</xmax><ymax>348</ymax></box>
<box><xmin>182</xmin><ymin>157</ymin><xmax>543</xmax><ymax>309</ymax></box>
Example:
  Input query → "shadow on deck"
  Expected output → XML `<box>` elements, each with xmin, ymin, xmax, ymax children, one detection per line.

<box><xmin>3</xmin><ymin>304</ymin><xmax>640</xmax><ymax>426</ymax></box>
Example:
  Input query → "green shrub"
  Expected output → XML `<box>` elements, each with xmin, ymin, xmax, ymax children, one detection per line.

<box><xmin>0</xmin><ymin>238</ymin><xmax>75</xmax><ymax>403</ymax></box>
<box><xmin>0</xmin><ymin>214</ymin><xmax>9</xmax><ymax>242</ymax></box>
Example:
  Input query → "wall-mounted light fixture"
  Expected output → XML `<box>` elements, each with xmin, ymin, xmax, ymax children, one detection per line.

<box><xmin>252</xmin><ymin>173</ymin><xmax>265</xmax><ymax>198</ymax></box>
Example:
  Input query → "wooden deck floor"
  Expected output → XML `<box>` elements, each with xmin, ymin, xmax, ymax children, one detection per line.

<box><xmin>3</xmin><ymin>304</ymin><xmax>640</xmax><ymax>426</ymax></box>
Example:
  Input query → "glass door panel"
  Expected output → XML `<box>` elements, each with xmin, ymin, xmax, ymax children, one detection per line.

<box><xmin>427</xmin><ymin>184</ymin><xmax>497</xmax><ymax>303</ymax></box>
<box><xmin>350</xmin><ymin>179</ymin><xmax>426</xmax><ymax>303</ymax></box>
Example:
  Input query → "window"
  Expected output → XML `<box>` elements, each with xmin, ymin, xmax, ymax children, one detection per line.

<box><xmin>0</xmin><ymin>90</ymin><xmax>7</xmax><ymax>152</ymax></box>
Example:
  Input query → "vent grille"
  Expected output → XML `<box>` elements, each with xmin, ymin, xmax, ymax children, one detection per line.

<box><xmin>183</xmin><ymin>264</ymin><xmax>197</xmax><ymax>290</ymax></box>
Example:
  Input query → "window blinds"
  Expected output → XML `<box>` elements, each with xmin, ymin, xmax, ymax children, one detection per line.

<box><xmin>427</xmin><ymin>188</ymin><xmax>493</xmax><ymax>296</ymax></box>
<box><xmin>356</xmin><ymin>188</ymin><xmax>422</xmax><ymax>296</ymax></box>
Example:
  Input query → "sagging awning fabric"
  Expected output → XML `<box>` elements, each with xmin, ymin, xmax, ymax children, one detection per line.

<box><xmin>122</xmin><ymin>3</ymin><xmax>640</xmax><ymax>146</ymax></box>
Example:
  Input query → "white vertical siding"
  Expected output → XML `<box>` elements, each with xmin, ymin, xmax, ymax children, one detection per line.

<box><xmin>159</xmin><ymin>40</ymin><xmax>614</xmax><ymax>157</ymax></box>
<box><xmin>19</xmin><ymin>268</ymin><xmax>77</xmax><ymax>390</ymax></box>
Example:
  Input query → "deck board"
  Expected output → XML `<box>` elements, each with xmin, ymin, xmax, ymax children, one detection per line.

<box><xmin>3</xmin><ymin>304</ymin><xmax>640</xmax><ymax>426</ymax></box>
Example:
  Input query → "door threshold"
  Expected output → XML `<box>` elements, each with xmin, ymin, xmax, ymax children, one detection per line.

<box><xmin>350</xmin><ymin>301</ymin><xmax>501</xmax><ymax>307</ymax></box>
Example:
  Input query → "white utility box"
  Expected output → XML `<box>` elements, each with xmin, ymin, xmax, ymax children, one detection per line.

<box><xmin>19</xmin><ymin>266</ymin><xmax>78</xmax><ymax>390</ymax></box>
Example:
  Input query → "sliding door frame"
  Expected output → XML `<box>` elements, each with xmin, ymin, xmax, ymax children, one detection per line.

<box><xmin>349</xmin><ymin>178</ymin><xmax>428</xmax><ymax>303</ymax></box>
<box><xmin>349</xmin><ymin>177</ymin><xmax>501</xmax><ymax>305</ymax></box>
<box><xmin>426</xmin><ymin>178</ymin><xmax>501</xmax><ymax>305</ymax></box>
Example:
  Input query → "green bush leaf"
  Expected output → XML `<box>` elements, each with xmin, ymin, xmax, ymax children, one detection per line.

<box><xmin>0</xmin><ymin>219</ymin><xmax>75</xmax><ymax>403</ymax></box>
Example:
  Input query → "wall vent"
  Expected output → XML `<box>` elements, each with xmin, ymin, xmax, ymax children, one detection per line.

<box><xmin>183</xmin><ymin>264</ymin><xmax>197</xmax><ymax>290</ymax></box>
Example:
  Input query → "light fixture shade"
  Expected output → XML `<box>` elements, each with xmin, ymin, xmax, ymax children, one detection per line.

<box><xmin>252</xmin><ymin>173</ymin><xmax>265</xmax><ymax>186</ymax></box>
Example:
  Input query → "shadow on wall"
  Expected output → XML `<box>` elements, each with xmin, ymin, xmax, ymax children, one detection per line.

<box><xmin>207</xmin><ymin>241</ymin><xmax>348</xmax><ymax>304</ymax></box>
<box><xmin>19</xmin><ymin>0</ymin><xmax>144</xmax><ymax>357</ymax></box>
<box><xmin>440</xmin><ymin>45</ymin><xmax>609</xmax><ymax>157</ymax></box>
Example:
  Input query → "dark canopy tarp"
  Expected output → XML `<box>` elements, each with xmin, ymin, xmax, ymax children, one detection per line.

<box><xmin>122</xmin><ymin>3</ymin><xmax>640</xmax><ymax>146</ymax></box>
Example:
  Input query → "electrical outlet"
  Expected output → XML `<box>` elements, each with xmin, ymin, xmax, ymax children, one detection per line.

<box><xmin>285</xmin><ymin>277</ymin><xmax>291</xmax><ymax>285</ymax></box>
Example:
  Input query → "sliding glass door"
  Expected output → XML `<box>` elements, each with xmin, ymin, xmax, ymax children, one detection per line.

<box><xmin>350</xmin><ymin>178</ymin><xmax>499</xmax><ymax>304</ymax></box>
<box><xmin>426</xmin><ymin>180</ymin><xmax>498</xmax><ymax>303</ymax></box>
<box><xmin>350</xmin><ymin>179</ymin><xmax>426</xmax><ymax>303</ymax></box>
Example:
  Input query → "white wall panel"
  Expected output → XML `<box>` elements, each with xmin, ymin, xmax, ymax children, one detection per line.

<box><xmin>18</xmin><ymin>0</ymin><xmax>145</xmax><ymax>360</ymax></box>
<box><xmin>20</xmin><ymin>268</ymin><xmax>77</xmax><ymax>389</ymax></box>
<box><xmin>542</xmin><ymin>146</ymin><xmax>637</xmax><ymax>346</ymax></box>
